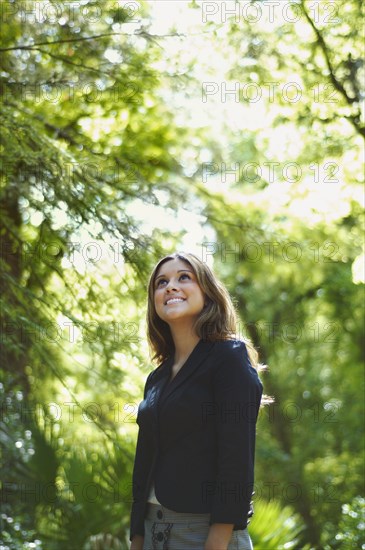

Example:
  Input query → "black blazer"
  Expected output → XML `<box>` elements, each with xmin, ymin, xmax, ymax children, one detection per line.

<box><xmin>129</xmin><ymin>339</ymin><xmax>263</xmax><ymax>542</ymax></box>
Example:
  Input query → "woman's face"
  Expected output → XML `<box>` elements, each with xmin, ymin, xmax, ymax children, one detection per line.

<box><xmin>153</xmin><ymin>258</ymin><xmax>206</xmax><ymax>326</ymax></box>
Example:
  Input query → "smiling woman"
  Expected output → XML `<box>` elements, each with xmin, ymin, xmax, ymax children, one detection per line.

<box><xmin>129</xmin><ymin>251</ymin><xmax>268</xmax><ymax>550</ymax></box>
<box><xmin>153</xmin><ymin>258</ymin><xmax>207</xmax><ymax>382</ymax></box>
<box><xmin>154</xmin><ymin>259</ymin><xmax>205</xmax><ymax>326</ymax></box>
<box><xmin>147</xmin><ymin>252</ymin><xmax>243</xmax><ymax>363</ymax></box>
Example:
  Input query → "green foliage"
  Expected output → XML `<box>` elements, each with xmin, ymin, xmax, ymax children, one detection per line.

<box><xmin>0</xmin><ymin>1</ymin><xmax>186</xmax><ymax>547</ymax></box>
<box><xmin>249</xmin><ymin>499</ymin><xmax>310</xmax><ymax>550</ymax></box>
<box><xmin>333</xmin><ymin>496</ymin><xmax>365</xmax><ymax>549</ymax></box>
<box><xmin>187</xmin><ymin>1</ymin><xmax>364</xmax><ymax>547</ymax></box>
<box><xmin>1</xmin><ymin>0</ymin><xmax>363</xmax><ymax>548</ymax></box>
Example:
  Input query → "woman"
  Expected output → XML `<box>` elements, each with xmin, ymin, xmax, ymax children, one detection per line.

<box><xmin>130</xmin><ymin>252</ymin><xmax>267</xmax><ymax>550</ymax></box>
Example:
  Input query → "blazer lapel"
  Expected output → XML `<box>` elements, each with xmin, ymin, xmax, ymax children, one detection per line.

<box><xmin>158</xmin><ymin>340</ymin><xmax>215</xmax><ymax>406</ymax></box>
<box><xmin>146</xmin><ymin>360</ymin><xmax>171</xmax><ymax>418</ymax></box>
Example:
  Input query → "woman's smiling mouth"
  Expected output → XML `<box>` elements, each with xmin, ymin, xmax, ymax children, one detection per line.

<box><xmin>165</xmin><ymin>297</ymin><xmax>186</xmax><ymax>305</ymax></box>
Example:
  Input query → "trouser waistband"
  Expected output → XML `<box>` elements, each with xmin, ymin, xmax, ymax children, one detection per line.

<box><xmin>146</xmin><ymin>502</ymin><xmax>210</xmax><ymax>523</ymax></box>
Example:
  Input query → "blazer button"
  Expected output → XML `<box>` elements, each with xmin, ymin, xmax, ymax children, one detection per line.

<box><xmin>157</xmin><ymin>532</ymin><xmax>164</xmax><ymax>541</ymax></box>
<box><xmin>157</xmin><ymin>510</ymin><xmax>163</xmax><ymax>519</ymax></box>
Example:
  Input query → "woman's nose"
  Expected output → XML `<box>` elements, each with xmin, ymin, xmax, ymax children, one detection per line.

<box><xmin>166</xmin><ymin>279</ymin><xmax>178</xmax><ymax>291</ymax></box>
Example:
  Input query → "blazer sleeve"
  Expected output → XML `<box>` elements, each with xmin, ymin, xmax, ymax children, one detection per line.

<box><xmin>129</xmin><ymin>371</ymin><xmax>155</xmax><ymax>541</ymax></box>
<box><xmin>209</xmin><ymin>341</ymin><xmax>263</xmax><ymax>527</ymax></box>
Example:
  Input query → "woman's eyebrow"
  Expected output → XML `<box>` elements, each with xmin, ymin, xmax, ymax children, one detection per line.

<box><xmin>155</xmin><ymin>269</ymin><xmax>193</xmax><ymax>280</ymax></box>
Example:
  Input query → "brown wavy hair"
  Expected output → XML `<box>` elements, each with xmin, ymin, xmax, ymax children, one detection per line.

<box><xmin>146</xmin><ymin>251</ymin><xmax>268</xmax><ymax>379</ymax></box>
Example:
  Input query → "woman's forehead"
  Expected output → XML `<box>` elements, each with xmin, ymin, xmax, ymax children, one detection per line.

<box><xmin>155</xmin><ymin>258</ymin><xmax>192</xmax><ymax>277</ymax></box>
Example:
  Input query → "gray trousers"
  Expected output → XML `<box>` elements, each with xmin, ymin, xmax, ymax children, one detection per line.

<box><xmin>143</xmin><ymin>502</ymin><xmax>253</xmax><ymax>550</ymax></box>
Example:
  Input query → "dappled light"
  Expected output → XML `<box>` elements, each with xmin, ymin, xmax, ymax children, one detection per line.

<box><xmin>1</xmin><ymin>1</ymin><xmax>363</xmax><ymax>549</ymax></box>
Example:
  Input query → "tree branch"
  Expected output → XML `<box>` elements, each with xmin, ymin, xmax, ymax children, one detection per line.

<box><xmin>24</xmin><ymin>46</ymin><xmax>154</xmax><ymax>85</ymax></box>
<box><xmin>0</xmin><ymin>25</ymin><xmax>227</xmax><ymax>52</ymax></box>
<box><xmin>0</xmin><ymin>33</ymin><xmax>123</xmax><ymax>52</ymax></box>
<box><xmin>301</xmin><ymin>2</ymin><xmax>356</xmax><ymax>105</ymax></box>
<box><xmin>301</xmin><ymin>0</ymin><xmax>364</xmax><ymax>138</ymax></box>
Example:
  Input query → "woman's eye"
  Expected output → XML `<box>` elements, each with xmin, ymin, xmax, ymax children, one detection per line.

<box><xmin>155</xmin><ymin>273</ymin><xmax>191</xmax><ymax>288</ymax></box>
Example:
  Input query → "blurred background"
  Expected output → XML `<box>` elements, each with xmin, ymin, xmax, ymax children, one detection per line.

<box><xmin>0</xmin><ymin>1</ymin><xmax>364</xmax><ymax>548</ymax></box>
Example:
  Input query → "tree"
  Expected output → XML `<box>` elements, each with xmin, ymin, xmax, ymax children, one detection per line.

<box><xmin>187</xmin><ymin>0</ymin><xmax>364</xmax><ymax>546</ymax></box>
<box><xmin>1</xmin><ymin>1</ymin><xmax>363</xmax><ymax>547</ymax></box>
<box><xmin>0</xmin><ymin>2</ymin><xmax>189</xmax><ymax>546</ymax></box>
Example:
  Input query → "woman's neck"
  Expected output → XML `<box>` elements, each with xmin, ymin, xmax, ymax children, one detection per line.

<box><xmin>169</xmin><ymin>324</ymin><xmax>200</xmax><ymax>365</ymax></box>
